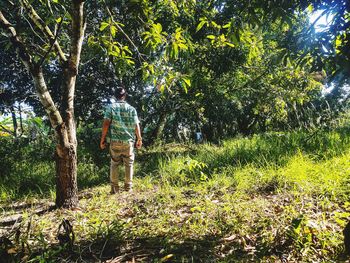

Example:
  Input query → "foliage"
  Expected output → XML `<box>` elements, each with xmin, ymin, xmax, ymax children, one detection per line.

<box><xmin>0</xmin><ymin>0</ymin><xmax>349</xmax><ymax>146</ymax></box>
<box><xmin>2</xmin><ymin>126</ymin><xmax>350</xmax><ymax>261</ymax></box>
<box><xmin>0</xmin><ymin>124</ymin><xmax>109</xmax><ymax>201</ymax></box>
<box><xmin>1</xmin><ymin>0</ymin><xmax>350</xmax><ymax>260</ymax></box>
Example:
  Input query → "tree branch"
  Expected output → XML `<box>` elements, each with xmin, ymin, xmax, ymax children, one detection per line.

<box><xmin>69</xmin><ymin>0</ymin><xmax>86</xmax><ymax>74</ymax></box>
<box><xmin>60</xmin><ymin>0</ymin><xmax>86</xmax><ymax>144</ymax></box>
<box><xmin>0</xmin><ymin>124</ymin><xmax>15</xmax><ymax>136</ymax></box>
<box><xmin>102</xmin><ymin>0</ymin><xmax>146</xmax><ymax>63</ymax></box>
<box><xmin>0</xmin><ymin>10</ymin><xmax>63</xmax><ymax>130</ymax></box>
<box><xmin>20</xmin><ymin>9</ymin><xmax>47</xmax><ymax>45</ymax></box>
<box><xmin>38</xmin><ymin>12</ymin><xmax>66</xmax><ymax>67</ymax></box>
<box><xmin>19</xmin><ymin>0</ymin><xmax>67</xmax><ymax>63</ymax></box>
<box><xmin>304</xmin><ymin>9</ymin><xmax>329</xmax><ymax>35</ymax></box>
<box><xmin>0</xmin><ymin>11</ymin><xmax>33</xmax><ymax>71</ymax></box>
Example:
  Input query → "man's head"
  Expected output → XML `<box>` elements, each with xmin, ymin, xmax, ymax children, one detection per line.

<box><xmin>115</xmin><ymin>87</ymin><xmax>126</xmax><ymax>100</ymax></box>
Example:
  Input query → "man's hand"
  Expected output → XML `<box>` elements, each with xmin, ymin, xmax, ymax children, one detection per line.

<box><xmin>100</xmin><ymin>139</ymin><xmax>107</xmax><ymax>150</ymax></box>
<box><xmin>135</xmin><ymin>123</ymin><xmax>142</xmax><ymax>149</ymax></box>
<box><xmin>136</xmin><ymin>139</ymin><xmax>142</xmax><ymax>149</ymax></box>
<box><xmin>100</xmin><ymin>119</ymin><xmax>111</xmax><ymax>150</ymax></box>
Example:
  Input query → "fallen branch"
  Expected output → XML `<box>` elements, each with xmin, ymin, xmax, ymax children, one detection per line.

<box><xmin>0</xmin><ymin>202</ymin><xmax>55</xmax><ymax>226</ymax></box>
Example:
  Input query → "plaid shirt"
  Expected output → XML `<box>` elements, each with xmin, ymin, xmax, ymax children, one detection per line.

<box><xmin>104</xmin><ymin>100</ymin><xmax>140</xmax><ymax>143</ymax></box>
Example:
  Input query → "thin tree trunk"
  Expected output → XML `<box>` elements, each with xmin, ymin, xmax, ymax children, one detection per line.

<box><xmin>10</xmin><ymin>106</ymin><xmax>18</xmax><ymax>138</ymax></box>
<box><xmin>19</xmin><ymin>104</ymin><xmax>24</xmax><ymax>137</ymax></box>
<box><xmin>151</xmin><ymin>111</ymin><xmax>168</xmax><ymax>144</ymax></box>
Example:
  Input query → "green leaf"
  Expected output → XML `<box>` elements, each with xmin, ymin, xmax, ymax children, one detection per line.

<box><xmin>149</xmin><ymin>64</ymin><xmax>154</xmax><ymax>74</ymax></box>
<box><xmin>158</xmin><ymin>84</ymin><xmax>165</xmax><ymax>92</ymax></box>
<box><xmin>110</xmin><ymin>25</ymin><xmax>117</xmax><ymax>37</ymax></box>
<box><xmin>155</xmin><ymin>23</ymin><xmax>163</xmax><ymax>33</ymax></box>
<box><xmin>100</xmin><ymin>22</ymin><xmax>109</xmax><ymax>31</ymax></box>
<box><xmin>230</xmin><ymin>33</ymin><xmax>239</xmax><ymax>45</ymax></box>
<box><xmin>115</xmin><ymin>22</ymin><xmax>125</xmax><ymax>27</ymax></box>
<box><xmin>223</xmin><ymin>22</ymin><xmax>231</xmax><ymax>29</ymax></box>
<box><xmin>178</xmin><ymin>43</ymin><xmax>188</xmax><ymax>50</ymax></box>
<box><xmin>307</xmin><ymin>4</ymin><xmax>313</xmax><ymax>13</ymax></box>
<box><xmin>160</xmin><ymin>254</ymin><xmax>174</xmax><ymax>262</ymax></box>
<box><xmin>335</xmin><ymin>37</ymin><xmax>342</xmax><ymax>48</ymax></box>
<box><xmin>211</xmin><ymin>21</ymin><xmax>221</xmax><ymax>29</ymax></box>
<box><xmin>87</xmin><ymin>36</ymin><xmax>97</xmax><ymax>46</ymax></box>
<box><xmin>55</xmin><ymin>17</ymin><xmax>62</xmax><ymax>23</ymax></box>
<box><xmin>206</xmin><ymin>35</ymin><xmax>216</xmax><ymax>40</ymax></box>
<box><xmin>183</xmin><ymin>77</ymin><xmax>191</xmax><ymax>87</ymax></box>
<box><xmin>123</xmin><ymin>46</ymin><xmax>132</xmax><ymax>55</ymax></box>
<box><xmin>126</xmin><ymin>59</ymin><xmax>135</xmax><ymax>65</ymax></box>
<box><xmin>172</xmin><ymin>43</ymin><xmax>179</xmax><ymax>58</ymax></box>
<box><xmin>109</xmin><ymin>51</ymin><xmax>120</xmax><ymax>57</ymax></box>
<box><xmin>196</xmin><ymin>20</ymin><xmax>207</xmax><ymax>32</ymax></box>
<box><xmin>225</xmin><ymin>42</ymin><xmax>235</xmax><ymax>48</ymax></box>
<box><xmin>183</xmin><ymin>85</ymin><xmax>188</xmax><ymax>93</ymax></box>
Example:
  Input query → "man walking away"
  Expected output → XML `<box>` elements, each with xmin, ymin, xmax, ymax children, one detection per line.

<box><xmin>100</xmin><ymin>87</ymin><xmax>142</xmax><ymax>193</ymax></box>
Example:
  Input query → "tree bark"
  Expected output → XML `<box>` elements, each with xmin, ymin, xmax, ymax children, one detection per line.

<box><xmin>18</xmin><ymin>104</ymin><xmax>24</xmax><ymax>137</ymax></box>
<box><xmin>55</xmin><ymin>134</ymin><xmax>78</xmax><ymax>208</ymax></box>
<box><xmin>10</xmin><ymin>106</ymin><xmax>18</xmax><ymax>138</ymax></box>
<box><xmin>150</xmin><ymin>111</ymin><xmax>168</xmax><ymax>144</ymax></box>
<box><xmin>55</xmin><ymin>0</ymin><xmax>85</xmax><ymax>208</ymax></box>
<box><xmin>30</xmin><ymin>66</ymin><xmax>79</xmax><ymax>208</ymax></box>
<box><xmin>0</xmin><ymin>0</ymin><xmax>86</xmax><ymax>208</ymax></box>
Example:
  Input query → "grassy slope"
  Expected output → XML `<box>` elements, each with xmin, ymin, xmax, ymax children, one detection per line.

<box><xmin>1</xmin><ymin>129</ymin><xmax>350</xmax><ymax>262</ymax></box>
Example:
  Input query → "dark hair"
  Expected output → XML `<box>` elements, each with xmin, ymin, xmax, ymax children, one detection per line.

<box><xmin>115</xmin><ymin>87</ymin><xmax>126</xmax><ymax>99</ymax></box>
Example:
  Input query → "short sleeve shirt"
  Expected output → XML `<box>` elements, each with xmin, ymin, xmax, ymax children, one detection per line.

<box><xmin>104</xmin><ymin>100</ymin><xmax>140</xmax><ymax>143</ymax></box>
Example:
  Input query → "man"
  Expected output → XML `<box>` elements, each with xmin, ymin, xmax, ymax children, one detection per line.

<box><xmin>100</xmin><ymin>87</ymin><xmax>142</xmax><ymax>193</ymax></box>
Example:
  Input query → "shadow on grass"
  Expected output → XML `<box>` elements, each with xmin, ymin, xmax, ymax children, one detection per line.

<box><xmin>0</xmin><ymin>233</ymin><xmax>276</xmax><ymax>262</ymax></box>
<box><xmin>4</xmin><ymin>218</ymin><xmax>344</xmax><ymax>263</ymax></box>
<box><xmin>5</xmin><ymin>232</ymin><xmax>346</xmax><ymax>262</ymax></box>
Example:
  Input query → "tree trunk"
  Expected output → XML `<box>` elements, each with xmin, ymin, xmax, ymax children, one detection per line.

<box><xmin>49</xmin><ymin>0</ymin><xmax>84</xmax><ymax>208</ymax></box>
<box><xmin>10</xmin><ymin>106</ymin><xmax>18</xmax><ymax>138</ymax></box>
<box><xmin>31</xmin><ymin>66</ymin><xmax>79</xmax><ymax>208</ymax></box>
<box><xmin>0</xmin><ymin>0</ymin><xmax>85</xmax><ymax>209</ymax></box>
<box><xmin>151</xmin><ymin>111</ymin><xmax>168</xmax><ymax>144</ymax></box>
<box><xmin>18</xmin><ymin>104</ymin><xmax>24</xmax><ymax>137</ymax></box>
<box><xmin>54</xmin><ymin>0</ymin><xmax>85</xmax><ymax>208</ymax></box>
<box><xmin>55</xmin><ymin>138</ymin><xmax>78</xmax><ymax>208</ymax></box>
<box><xmin>203</xmin><ymin>121</ymin><xmax>214</xmax><ymax>142</ymax></box>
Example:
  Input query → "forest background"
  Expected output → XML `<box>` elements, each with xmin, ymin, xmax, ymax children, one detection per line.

<box><xmin>0</xmin><ymin>0</ymin><xmax>350</xmax><ymax>262</ymax></box>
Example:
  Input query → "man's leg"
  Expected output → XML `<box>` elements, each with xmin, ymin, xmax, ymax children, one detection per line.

<box><xmin>110</xmin><ymin>158</ymin><xmax>120</xmax><ymax>193</ymax></box>
<box><xmin>123</xmin><ymin>143</ymin><xmax>135</xmax><ymax>191</ymax></box>
<box><xmin>109</xmin><ymin>142</ymin><xmax>123</xmax><ymax>194</ymax></box>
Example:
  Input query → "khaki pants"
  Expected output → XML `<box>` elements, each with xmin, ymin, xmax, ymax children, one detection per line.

<box><xmin>109</xmin><ymin>141</ymin><xmax>135</xmax><ymax>191</ymax></box>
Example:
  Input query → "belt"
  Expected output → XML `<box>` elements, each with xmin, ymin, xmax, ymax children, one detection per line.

<box><xmin>111</xmin><ymin>140</ymin><xmax>130</xmax><ymax>144</ymax></box>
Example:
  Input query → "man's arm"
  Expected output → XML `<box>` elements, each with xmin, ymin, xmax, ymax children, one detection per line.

<box><xmin>135</xmin><ymin>123</ymin><xmax>142</xmax><ymax>149</ymax></box>
<box><xmin>100</xmin><ymin>119</ymin><xmax>111</xmax><ymax>149</ymax></box>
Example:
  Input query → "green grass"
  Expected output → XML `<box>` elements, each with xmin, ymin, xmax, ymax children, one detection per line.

<box><xmin>1</xmin><ymin>129</ymin><xmax>350</xmax><ymax>262</ymax></box>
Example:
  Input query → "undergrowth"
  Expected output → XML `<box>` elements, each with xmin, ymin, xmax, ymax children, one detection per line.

<box><xmin>1</xmin><ymin>128</ymin><xmax>350</xmax><ymax>262</ymax></box>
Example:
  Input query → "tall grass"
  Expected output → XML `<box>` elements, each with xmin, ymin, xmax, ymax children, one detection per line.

<box><xmin>0</xmin><ymin>136</ymin><xmax>108</xmax><ymax>202</ymax></box>
<box><xmin>152</xmin><ymin>128</ymin><xmax>350</xmax><ymax>201</ymax></box>
<box><xmin>195</xmin><ymin>129</ymin><xmax>350</xmax><ymax>170</ymax></box>
<box><xmin>2</xmin><ymin>126</ymin><xmax>350</xmax><ymax>201</ymax></box>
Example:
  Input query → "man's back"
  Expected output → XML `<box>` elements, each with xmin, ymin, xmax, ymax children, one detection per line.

<box><xmin>104</xmin><ymin>101</ymin><xmax>139</xmax><ymax>143</ymax></box>
<box><xmin>100</xmin><ymin>87</ymin><xmax>142</xmax><ymax>193</ymax></box>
